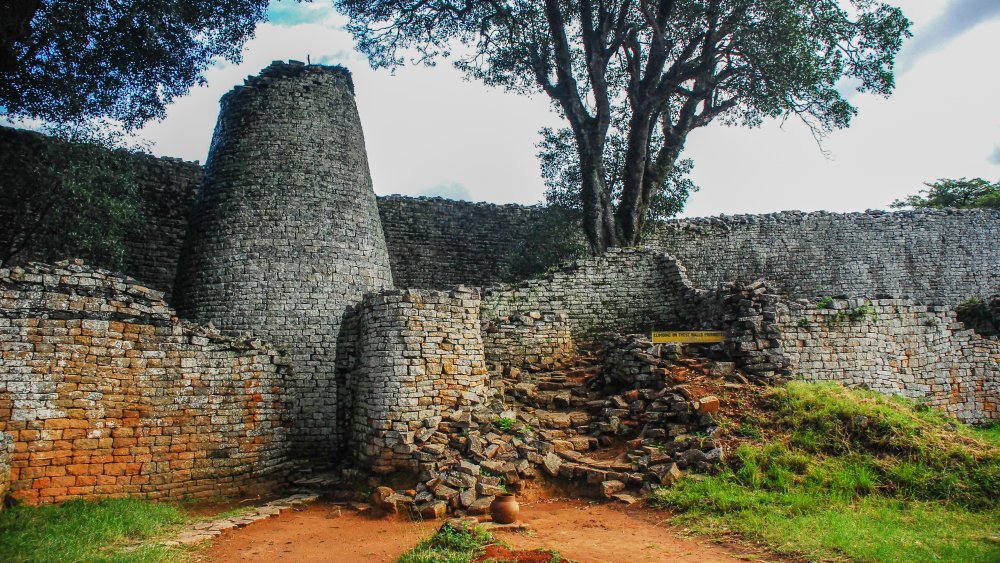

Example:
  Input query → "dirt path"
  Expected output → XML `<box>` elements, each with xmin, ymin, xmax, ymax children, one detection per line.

<box><xmin>204</xmin><ymin>499</ymin><xmax>755</xmax><ymax>563</ymax></box>
<box><xmin>495</xmin><ymin>499</ymin><xmax>749</xmax><ymax>562</ymax></box>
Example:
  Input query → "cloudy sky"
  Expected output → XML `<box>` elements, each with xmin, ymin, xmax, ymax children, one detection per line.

<box><xmin>136</xmin><ymin>0</ymin><xmax>1000</xmax><ymax>217</ymax></box>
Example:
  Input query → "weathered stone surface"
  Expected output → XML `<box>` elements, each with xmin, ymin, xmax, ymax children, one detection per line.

<box><xmin>697</xmin><ymin>396</ymin><xmax>720</xmax><ymax>414</ymax></box>
<box><xmin>174</xmin><ymin>61</ymin><xmax>394</xmax><ymax>458</ymax></box>
<box><xmin>467</xmin><ymin>496</ymin><xmax>495</xmax><ymax>516</ymax></box>
<box><xmin>418</xmin><ymin>500</ymin><xmax>448</xmax><ymax>520</ymax></box>
<box><xmin>0</xmin><ymin>262</ymin><xmax>291</xmax><ymax>506</ymax></box>
<box><xmin>541</xmin><ymin>453</ymin><xmax>562</xmax><ymax>477</ymax></box>
<box><xmin>351</xmin><ymin>288</ymin><xmax>488</xmax><ymax>474</ymax></box>
<box><xmin>600</xmin><ymin>480</ymin><xmax>625</xmax><ymax>499</ymax></box>
<box><xmin>650</xmin><ymin>463</ymin><xmax>681</xmax><ymax>486</ymax></box>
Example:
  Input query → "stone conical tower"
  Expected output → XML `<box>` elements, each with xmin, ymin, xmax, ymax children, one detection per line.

<box><xmin>174</xmin><ymin>61</ymin><xmax>394</xmax><ymax>457</ymax></box>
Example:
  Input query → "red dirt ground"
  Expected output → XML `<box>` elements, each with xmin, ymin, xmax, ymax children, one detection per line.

<box><xmin>204</xmin><ymin>498</ymin><xmax>761</xmax><ymax>563</ymax></box>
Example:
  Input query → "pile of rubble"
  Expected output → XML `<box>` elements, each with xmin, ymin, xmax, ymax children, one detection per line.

<box><xmin>351</xmin><ymin>334</ymin><xmax>732</xmax><ymax>519</ymax></box>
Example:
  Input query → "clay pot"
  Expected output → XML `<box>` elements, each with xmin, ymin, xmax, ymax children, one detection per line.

<box><xmin>490</xmin><ymin>493</ymin><xmax>520</xmax><ymax>524</ymax></box>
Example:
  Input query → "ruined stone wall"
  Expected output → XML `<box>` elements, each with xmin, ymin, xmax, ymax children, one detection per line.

<box><xmin>0</xmin><ymin>262</ymin><xmax>292</xmax><ymax>505</ymax></box>
<box><xmin>481</xmin><ymin>249</ymin><xmax>720</xmax><ymax>342</ymax></box>
<box><xmin>650</xmin><ymin>210</ymin><xmax>1000</xmax><ymax>304</ymax></box>
<box><xmin>482</xmin><ymin>311</ymin><xmax>576</xmax><ymax>369</ymax></box>
<box><xmin>350</xmin><ymin>288</ymin><xmax>487</xmax><ymax>474</ymax></box>
<box><xmin>174</xmin><ymin>62</ymin><xmax>394</xmax><ymax>458</ymax></box>
<box><xmin>0</xmin><ymin>125</ymin><xmax>201</xmax><ymax>297</ymax></box>
<box><xmin>775</xmin><ymin>297</ymin><xmax>999</xmax><ymax>423</ymax></box>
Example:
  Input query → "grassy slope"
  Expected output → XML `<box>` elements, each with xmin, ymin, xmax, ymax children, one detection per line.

<box><xmin>0</xmin><ymin>498</ymin><xmax>194</xmax><ymax>562</ymax></box>
<box><xmin>653</xmin><ymin>381</ymin><xmax>1000</xmax><ymax>562</ymax></box>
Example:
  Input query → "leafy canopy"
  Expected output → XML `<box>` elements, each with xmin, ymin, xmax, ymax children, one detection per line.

<box><xmin>0</xmin><ymin>125</ymin><xmax>143</xmax><ymax>268</ymax></box>
<box><xmin>0</xmin><ymin>0</ymin><xmax>271</xmax><ymax>128</ymax></box>
<box><xmin>537</xmin><ymin>123</ymin><xmax>697</xmax><ymax>228</ymax></box>
<box><xmin>890</xmin><ymin>178</ymin><xmax>1000</xmax><ymax>210</ymax></box>
<box><xmin>337</xmin><ymin>0</ymin><xmax>910</xmax><ymax>250</ymax></box>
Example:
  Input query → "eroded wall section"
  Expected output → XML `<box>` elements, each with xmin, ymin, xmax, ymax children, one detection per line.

<box><xmin>0</xmin><ymin>262</ymin><xmax>292</xmax><ymax>505</ymax></box>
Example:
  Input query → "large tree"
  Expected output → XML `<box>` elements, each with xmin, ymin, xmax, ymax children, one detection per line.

<box><xmin>337</xmin><ymin>0</ymin><xmax>910</xmax><ymax>252</ymax></box>
<box><xmin>0</xmin><ymin>0</ymin><xmax>270</xmax><ymax>127</ymax></box>
<box><xmin>890</xmin><ymin>177</ymin><xmax>1000</xmax><ymax>210</ymax></box>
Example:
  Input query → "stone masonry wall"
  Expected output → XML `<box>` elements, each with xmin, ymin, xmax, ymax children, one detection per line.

<box><xmin>481</xmin><ymin>249</ymin><xmax>721</xmax><ymax>342</ymax></box>
<box><xmin>650</xmin><ymin>210</ymin><xmax>1000</xmax><ymax>304</ymax></box>
<box><xmin>350</xmin><ymin>288</ymin><xmax>488</xmax><ymax>474</ymax></box>
<box><xmin>482</xmin><ymin>311</ymin><xmax>576</xmax><ymax>369</ymax></box>
<box><xmin>377</xmin><ymin>196</ymin><xmax>572</xmax><ymax>289</ymax></box>
<box><xmin>774</xmin><ymin>296</ymin><xmax>999</xmax><ymax>424</ymax></box>
<box><xmin>0</xmin><ymin>261</ymin><xmax>292</xmax><ymax>505</ymax></box>
<box><xmin>0</xmin><ymin>125</ymin><xmax>202</xmax><ymax>297</ymax></box>
<box><xmin>174</xmin><ymin>62</ymin><xmax>394</xmax><ymax>458</ymax></box>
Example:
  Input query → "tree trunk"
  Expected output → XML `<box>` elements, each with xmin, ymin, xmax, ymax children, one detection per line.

<box><xmin>616</xmin><ymin>110</ymin><xmax>655</xmax><ymax>246</ymax></box>
<box><xmin>578</xmin><ymin>146</ymin><xmax>614</xmax><ymax>253</ymax></box>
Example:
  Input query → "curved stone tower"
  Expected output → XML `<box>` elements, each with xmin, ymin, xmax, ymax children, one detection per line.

<box><xmin>174</xmin><ymin>61</ymin><xmax>394</xmax><ymax>457</ymax></box>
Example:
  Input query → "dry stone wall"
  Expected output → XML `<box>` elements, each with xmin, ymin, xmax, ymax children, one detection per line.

<box><xmin>349</xmin><ymin>288</ymin><xmax>488</xmax><ymax>474</ymax></box>
<box><xmin>0</xmin><ymin>261</ymin><xmax>292</xmax><ymax>505</ymax></box>
<box><xmin>481</xmin><ymin>249</ymin><xmax>720</xmax><ymax>342</ymax></box>
<box><xmin>650</xmin><ymin>210</ymin><xmax>1000</xmax><ymax>304</ymax></box>
<box><xmin>775</xmin><ymin>296</ymin><xmax>999</xmax><ymax>423</ymax></box>
<box><xmin>4</xmin><ymin>121</ymin><xmax>1000</xmax><ymax>307</ymax></box>
<box><xmin>377</xmin><ymin>196</ymin><xmax>576</xmax><ymax>288</ymax></box>
<box><xmin>482</xmin><ymin>311</ymin><xmax>576</xmax><ymax>369</ymax></box>
<box><xmin>173</xmin><ymin>62</ymin><xmax>394</xmax><ymax>458</ymax></box>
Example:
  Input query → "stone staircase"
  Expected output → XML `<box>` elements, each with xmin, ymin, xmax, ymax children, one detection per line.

<box><xmin>502</xmin><ymin>341</ymin><xmax>724</xmax><ymax>500</ymax></box>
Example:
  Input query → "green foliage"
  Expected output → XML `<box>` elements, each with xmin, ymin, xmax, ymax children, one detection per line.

<box><xmin>537</xmin><ymin>124</ymin><xmax>698</xmax><ymax>234</ymax></box>
<box><xmin>827</xmin><ymin>301</ymin><xmax>879</xmax><ymax>325</ymax></box>
<box><xmin>891</xmin><ymin>178</ymin><xmax>1000</xmax><ymax>210</ymax></box>
<box><xmin>337</xmin><ymin>0</ymin><xmax>910</xmax><ymax>250</ymax></box>
<box><xmin>815</xmin><ymin>297</ymin><xmax>835</xmax><ymax>309</ymax></box>
<box><xmin>0</xmin><ymin>498</ymin><xmax>190</xmax><ymax>562</ymax></box>
<box><xmin>0</xmin><ymin>126</ymin><xmax>142</xmax><ymax>268</ymax></box>
<box><xmin>494</xmin><ymin>417</ymin><xmax>517</xmax><ymax>433</ymax></box>
<box><xmin>0</xmin><ymin>1</ymin><xmax>271</xmax><ymax>128</ymax></box>
<box><xmin>398</xmin><ymin>523</ymin><xmax>495</xmax><ymax>563</ymax></box>
<box><xmin>651</xmin><ymin>382</ymin><xmax>1000</xmax><ymax>561</ymax></box>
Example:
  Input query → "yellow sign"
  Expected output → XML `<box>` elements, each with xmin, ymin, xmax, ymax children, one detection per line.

<box><xmin>651</xmin><ymin>331</ymin><xmax>726</xmax><ymax>344</ymax></box>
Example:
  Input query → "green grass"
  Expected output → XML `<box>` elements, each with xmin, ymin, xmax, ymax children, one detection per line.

<box><xmin>0</xmin><ymin>498</ymin><xmax>194</xmax><ymax>562</ymax></box>
<box><xmin>398</xmin><ymin>522</ymin><xmax>495</xmax><ymax>563</ymax></box>
<box><xmin>653</xmin><ymin>381</ymin><xmax>1000</xmax><ymax>562</ymax></box>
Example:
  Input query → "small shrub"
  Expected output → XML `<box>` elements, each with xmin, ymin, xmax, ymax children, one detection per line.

<box><xmin>494</xmin><ymin>417</ymin><xmax>517</xmax><ymax>432</ymax></box>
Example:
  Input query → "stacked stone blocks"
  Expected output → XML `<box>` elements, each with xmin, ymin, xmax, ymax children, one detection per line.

<box><xmin>651</xmin><ymin>209</ymin><xmax>1000</xmax><ymax>305</ymax></box>
<box><xmin>481</xmin><ymin>249</ymin><xmax>719</xmax><ymax>342</ymax></box>
<box><xmin>351</xmin><ymin>287</ymin><xmax>487</xmax><ymax>473</ymax></box>
<box><xmin>482</xmin><ymin>311</ymin><xmax>576</xmax><ymax>369</ymax></box>
<box><xmin>777</xmin><ymin>296</ymin><xmax>999</xmax><ymax>423</ymax></box>
<box><xmin>0</xmin><ymin>262</ymin><xmax>292</xmax><ymax>505</ymax></box>
<box><xmin>173</xmin><ymin>61</ymin><xmax>394</xmax><ymax>457</ymax></box>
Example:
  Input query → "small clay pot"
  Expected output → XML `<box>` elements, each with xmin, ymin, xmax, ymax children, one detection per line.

<box><xmin>490</xmin><ymin>493</ymin><xmax>520</xmax><ymax>524</ymax></box>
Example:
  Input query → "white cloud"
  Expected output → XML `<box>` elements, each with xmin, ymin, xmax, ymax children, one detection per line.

<box><xmin>989</xmin><ymin>145</ymin><xmax>1000</xmax><ymax>167</ymax></box>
